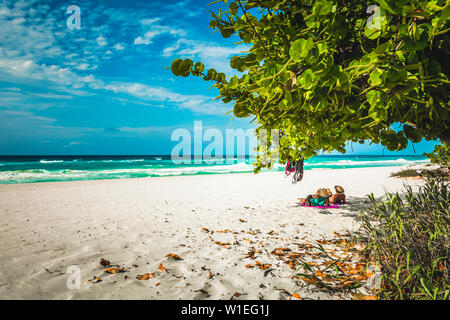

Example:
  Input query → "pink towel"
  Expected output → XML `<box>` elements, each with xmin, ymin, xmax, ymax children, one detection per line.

<box><xmin>300</xmin><ymin>203</ymin><xmax>340</xmax><ymax>209</ymax></box>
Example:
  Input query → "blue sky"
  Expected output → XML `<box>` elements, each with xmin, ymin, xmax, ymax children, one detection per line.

<box><xmin>0</xmin><ymin>0</ymin><xmax>439</xmax><ymax>155</ymax></box>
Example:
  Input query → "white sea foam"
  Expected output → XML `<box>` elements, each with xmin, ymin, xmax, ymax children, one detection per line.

<box><xmin>0</xmin><ymin>157</ymin><xmax>430</xmax><ymax>184</ymax></box>
<box><xmin>39</xmin><ymin>160</ymin><xmax>64</xmax><ymax>164</ymax></box>
<box><xmin>307</xmin><ymin>158</ymin><xmax>428</xmax><ymax>166</ymax></box>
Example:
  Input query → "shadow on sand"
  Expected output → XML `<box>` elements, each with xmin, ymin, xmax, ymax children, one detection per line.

<box><xmin>293</xmin><ymin>195</ymin><xmax>383</xmax><ymax>219</ymax></box>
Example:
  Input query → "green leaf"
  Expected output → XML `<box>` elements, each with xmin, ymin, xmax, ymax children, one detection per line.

<box><xmin>290</xmin><ymin>38</ymin><xmax>314</xmax><ymax>61</ymax></box>
<box><xmin>229</xmin><ymin>75</ymin><xmax>239</xmax><ymax>88</ymax></box>
<box><xmin>203</xmin><ymin>68</ymin><xmax>217</xmax><ymax>81</ymax></box>
<box><xmin>374</xmin><ymin>42</ymin><xmax>389</xmax><ymax>54</ymax></box>
<box><xmin>193</xmin><ymin>62</ymin><xmax>205</xmax><ymax>75</ymax></box>
<box><xmin>299</xmin><ymin>69</ymin><xmax>315</xmax><ymax>90</ymax></box>
<box><xmin>365</xmin><ymin>26</ymin><xmax>381</xmax><ymax>39</ymax></box>
<box><xmin>313</xmin><ymin>0</ymin><xmax>334</xmax><ymax>15</ymax></box>
<box><xmin>179</xmin><ymin>59</ymin><xmax>193</xmax><ymax>77</ymax></box>
<box><xmin>171</xmin><ymin>59</ymin><xmax>183</xmax><ymax>76</ymax></box>
<box><xmin>377</xmin><ymin>0</ymin><xmax>401</xmax><ymax>14</ymax></box>
<box><xmin>403</xmin><ymin>124</ymin><xmax>422</xmax><ymax>143</ymax></box>
<box><xmin>369</xmin><ymin>68</ymin><xmax>386</xmax><ymax>86</ymax></box>
<box><xmin>366</xmin><ymin>90</ymin><xmax>381</xmax><ymax>107</ymax></box>
<box><xmin>317</xmin><ymin>43</ymin><xmax>328</xmax><ymax>55</ymax></box>
<box><xmin>229</xmin><ymin>2</ymin><xmax>238</xmax><ymax>15</ymax></box>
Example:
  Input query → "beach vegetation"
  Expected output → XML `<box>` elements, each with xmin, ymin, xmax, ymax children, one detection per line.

<box><xmin>425</xmin><ymin>142</ymin><xmax>450</xmax><ymax>169</ymax></box>
<box><xmin>292</xmin><ymin>178</ymin><xmax>449</xmax><ymax>300</ymax></box>
<box><xmin>170</xmin><ymin>0</ymin><xmax>450</xmax><ymax>172</ymax></box>
<box><xmin>360</xmin><ymin>178</ymin><xmax>449</xmax><ymax>299</ymax></box>
<box><xmin>390</xmin><ymin>167</ymin><xmax>449</xmax><ymax>179</ymax></box>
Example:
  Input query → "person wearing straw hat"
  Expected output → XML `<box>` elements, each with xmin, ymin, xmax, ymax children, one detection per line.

<box><xmin>299</xmin><ymin>188</ymin><xmax>331</xmax><ymax>207</ymax></box>
<box><xmin>329</xmin><ymin>185</ymin><xmax>346</xmax><ymax>204</ymax></box>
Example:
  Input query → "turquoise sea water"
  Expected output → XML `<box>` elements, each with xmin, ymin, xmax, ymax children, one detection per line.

<box><xmin>0</xmin><ymin>155</ymin><xmax>429</xmax><ymax>184</ymax></box>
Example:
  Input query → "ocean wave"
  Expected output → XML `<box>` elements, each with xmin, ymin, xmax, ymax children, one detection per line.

<box><xmin>39</xmin><ymin>160</ymin><xmax>64</xmax><ymax>164</ymax></box>
<box><xmin>0</xmin><ymin>156</ymin><xmax>430</xmax><ymax>184</ymax></box>
<box><xmin>307</xmin><ymin>158</ymin><xmax>428</xmax><ymax>166</ymax></box>
<box><xmin>271</xmin><ymin>158</ymin><xmax>428</xmax><ymax>169</ymax></box>
<box><xmin>0</xmin><ymin>169</ymin><xmax>88</xmax><ymax>182</ymax></box>
<box><xmin>0</xmin><ymin>163</ymin><xmax>255</xmax><ymax>183</ymax></box>
<box><xmin>94</xmin><ymin>162</ymin><xmax>254</xmax><ymax>176</ymax></box>
<box><xmin>89</xmin><ymin>160</ymin><xmax>113</xmax><ymax>163</ymax></box>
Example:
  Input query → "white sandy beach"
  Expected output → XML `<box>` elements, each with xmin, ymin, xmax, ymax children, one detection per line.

<box><xmin>0</xmin><ymin>165</ymin><xmax>425</xmax><ymax>300</ymax></box>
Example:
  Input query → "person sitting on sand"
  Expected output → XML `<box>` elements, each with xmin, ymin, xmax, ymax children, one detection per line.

<box><xmin>299</xmin><ymin>188</ymin><xmax>331</xmax><ymax>207</ymax></box>
<box><xmin>329</xmin><ymin>185</ymin><xmax>346</xmax><ymax>204</ymax></box>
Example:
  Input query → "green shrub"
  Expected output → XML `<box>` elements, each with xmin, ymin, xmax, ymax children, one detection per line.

<box><xmin>425</xmin><ymin>143</ymin><xmax>450</xmax><ymax>169</ymax></box>
<box><xmin>390</xmin><ymin>169</ymin><xmax>421</xmax><ymax>178</ymax></box>
<box><xmin>360</xmin><ymin>179</ymin><xmax>449</xmax><ymax>300</ymax></box>
<box><xmin>390</xmin><ymin>168</ymin><xmax>449</xmax><ymax>180</ymax></box>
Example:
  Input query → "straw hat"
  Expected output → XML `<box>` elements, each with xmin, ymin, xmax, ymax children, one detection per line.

<box><xmin>334</xmin><ymin>185</ymin><xmax>345</xmax><ymax>194</ymax></box>
<box><xmin>318</xmin><ymin>188</ymin><xmax>329</xmax><ymax>198</ymax></box>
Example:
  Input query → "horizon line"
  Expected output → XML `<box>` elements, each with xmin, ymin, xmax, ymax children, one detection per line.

<box><xmin>0</xmin><ymin>154</ymin><xmax>427</xmax><ymax>157</ymax></box>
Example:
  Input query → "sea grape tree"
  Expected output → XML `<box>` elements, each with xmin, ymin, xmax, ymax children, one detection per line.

<box><xmin>171</xmin><ymin>0</ymin><xmax>449</xmax><ymax>171</ymax></box>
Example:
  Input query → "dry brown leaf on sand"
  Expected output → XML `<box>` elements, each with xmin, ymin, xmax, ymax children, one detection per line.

<box><xmin>216</xmin><ymin>229</ymin><xmax>231</xmax><ymax>233</ymax></box>
<box><xmin>353</xmin><ymin>293</ymin><xmax>378</xmax><ymax>300</ymax></box>
<box><xmin>292</xmin><ymin>293</ymin><xmax>302</xmax><ymax>299</ymax></box>
<box><xmin>195</xmin><ymin>289</ymin><xmax>210</xmax><ymax>297</ymax></box>
<box><xmin>361</xmin><ymin>296</ymin><xmax>378</xmax><ymax>300</ymax></box>
<box><xmin>166</xmin><ymin>253</ymin><xmax>182</xmax><ymax>260</ymax></box>
<box><xmin>136</xmin><ymin>273</ymin><xmax>155</xmax><ymax>280</ymax></box>
<box><xmin>100</xmin><ymin>258</ymin><xmax>111</xmax><ymax>268</ymax></box>
<box><xmin>105</xmin><ymin>267</ymin><xmax>124</xmax><ymax>274</ymax></box>
<box><xmin>87</xmin><ymin>276</ymin><xmax>102</xmax><ymax>283</ymax></box>
<box><xmin>275</xmin><ymin>287</ymin><xmax>291</xmax><ymax>296</ymax></box>
<box><xmin>159</xmin><ymin>264</ymin><xmax>167</xmax><ymax>273</ymax></box>
<box><xmin>215</xmin><ymin>241</ymin><xmax>231</xmax><ymax>247</ymax></box>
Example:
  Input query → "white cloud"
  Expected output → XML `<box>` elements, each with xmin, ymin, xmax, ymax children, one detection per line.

<box><xmin>96</xmin><ymin>36</ymin><xmax>108</xmax><ymax>47</ymax></box>
<box><xmin>2</xmin><ymin>110</ymin><xmax>55</xmax><ymax>122</ymax></box>
<box><xmin>104</xmin><ymin>82</ymin><xmax>230</xmax><ymax>115</ymax></box>
<box><xmin>133</xmin><ymin>20</ymin><xmax>186</xmax><ymax>46</ymax></box>
<box><xmin>0</xmin><ymin>53</ymin><xmax>229</xmax><ymax>116</ymax></box>
<box><xmin>75</xmin><ymin>63</ymin><xmax>98</xmax><ymax>70</ymax></box>
<box><xmin>140</xmin><ymin>18</ymin><xmax>161</xmax><ymax>25</ymax></box>
<box><xmin>113</xmin><ymin>43</ymin><xmax>125</xmax><ymax>51</ymax></box>
<box><xmin>0</xmin><ymin>0</ymin><xmax>230</xmax><ymax>116</ymax></box>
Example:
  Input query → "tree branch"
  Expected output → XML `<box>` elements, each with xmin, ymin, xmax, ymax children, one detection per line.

<box><xmin>236</xmin><ymin>0</ymin><xmax>272</xmax><ymax>59</ymax></box>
